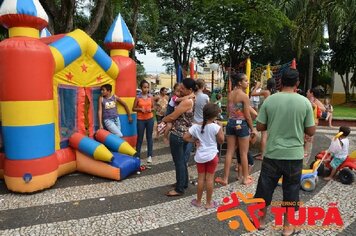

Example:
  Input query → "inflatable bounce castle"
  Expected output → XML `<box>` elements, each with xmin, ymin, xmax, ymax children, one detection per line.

<box><xmin>0</xmin><ymin>0</ymin><xmax>140</xmax><ymax>193</ymax></box>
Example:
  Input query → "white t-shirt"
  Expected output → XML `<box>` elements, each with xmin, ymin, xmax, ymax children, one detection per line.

<box><xmin>168</xmin><ymin>95</ymin><xmax>178</xmax><ymax>107</ymax></box>
<box><xmin>335</xmin><ymin>138</ymin><xmax>349</xmax><ymax>160</ymax></box>
<box><xmin>193</xmin><ymin>91</ymin><xmax>209</xmax><ymax>123</ymax></box>
<box><xmin>188</xmin><ymin>123</ymin><xmax>221</xmax><ymax>163</ymax></box>
<box><xmin>250</xmin><ymin>88</ymin><xmax>261</xmax><ymax>102</ymax></box>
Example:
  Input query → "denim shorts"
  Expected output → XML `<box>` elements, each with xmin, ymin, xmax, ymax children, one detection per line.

<box><xmin>225</xmin><ymin>119</ymin><xmax>250</xmax><ymax>138</ymax></box>
<box><xmin>254</xmin><ymin>157</ymin><xmax>303</xmax><ymax>208</ymax></box>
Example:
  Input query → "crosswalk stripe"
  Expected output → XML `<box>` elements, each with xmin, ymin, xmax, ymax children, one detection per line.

<box><xmin>0</xmin><ymin>154</ymin><xmax>224</xmax><ymax>211</ymax></box>
<box><xmin>1</xmin><ymin>133</ymin><xmax>354</xmax><ymax>235</ymax></box>
<box><xmin>0</xmin><ymin>171</ymin><xmax>261</xmax><ymax>235</ymax></box>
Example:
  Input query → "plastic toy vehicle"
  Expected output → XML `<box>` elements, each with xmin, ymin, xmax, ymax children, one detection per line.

<box><xmin>278</xmin><ymin>159</ymin><xmax>323</xmax><ymax>192</ymax></box>
<box><xmin>314</xmin><ymin>150</ymin><xmax>356</xmax><ymax>185</ymax></box>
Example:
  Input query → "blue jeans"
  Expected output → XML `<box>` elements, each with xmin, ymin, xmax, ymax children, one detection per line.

<box><xmin>184</xmin><ymin>142</ymin><xmax>193</xmax><ymax>163</ymax></box>
<box><xmin>136</xmin><ymin>118</ymin><xmax>154</xmax><ymax>158</ymax></box>
<box><xmin>104</xmin><ymin>117</ymin><xmax>123</xmax><ymax>137</ymax></box>
<box><xmin>170</xmin><ymin>133</ymin><xmax>191</xmax><ymax>193</ymax></box>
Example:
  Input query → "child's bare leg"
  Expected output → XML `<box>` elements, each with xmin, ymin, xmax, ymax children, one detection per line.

<box><xmin>163</xmin><ymin>123</ymin><xmax>172</xmax><ymax>144</ymax></box>
<box><xmin>205</xmin><ymin>172</ymin><xmax>215</xmax><ymax>208</ymax></box>
<box><xmin>324</xmin><ymin>168</ymin><xmax>337</xmax><ymax>181</ymax></box>
<box><xmin>153</xmin><ymin>121</ymin><xmax>158</xmax><ymax>138</ymax></box>
<box><xmin>328</xmin><ymin>113</ymin><xmax>333</xmax><ymax>127</ymax></box>
<box><xmin>235</xmin><ymin>164</ymin><xmax>242</xmax><ymax>180</ymax></box>
<box><xmin>196</xmin><ymin>172</ymin><xmax>205</xmax><ymax>204</ymax></box>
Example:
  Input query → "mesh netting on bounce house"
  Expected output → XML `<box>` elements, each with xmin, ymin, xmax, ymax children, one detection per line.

<box><xmin>234</xmin><ymin>58</ymin><xmax>296</xmax><ymax>91</ymax></box>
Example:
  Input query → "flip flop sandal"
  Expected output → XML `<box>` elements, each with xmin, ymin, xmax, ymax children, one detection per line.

<box><xmin>281</xmin><ymin>228</ymin><xmax>301</xmax><ymax>236</ymax></box>
<box><xmin>241</xmin><ymin>178</ymin><xmax>254</xmax><ymax>186</ymax></box>
<box><xmin>250</xmin><ymin>218</ymin><xmax>266</xmax><ymax>231</ymax></box>
<box><xmin>214</xmin><ymin>177</ymin><xmax>227</xmax><ymax>186</ymax></box>
<box><xmin>166</xmin><ymin>189</ymin><xmax>183</xmax><ymax>197</ymax></box>
<box><xmin>191</xmin><ymin>199</ymin><xmax>202</xmax><ymax>208</ymax></box>
<box><xmin>205</xmin><ymin>200</ymin><xmax>219</xmax><ymax>209</ymax></box>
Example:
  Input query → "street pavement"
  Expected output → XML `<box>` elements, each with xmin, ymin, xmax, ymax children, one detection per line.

<box><xmin>0</xmin><ymin>127</ymin><xmax>355</xmax><ymax>236</ymax></box>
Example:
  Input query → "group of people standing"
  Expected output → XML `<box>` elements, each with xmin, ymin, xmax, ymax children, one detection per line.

<box><xmin>98</xmin><ymin>68</ymin><xmax>327</xmax><ymax>235</ymax></box>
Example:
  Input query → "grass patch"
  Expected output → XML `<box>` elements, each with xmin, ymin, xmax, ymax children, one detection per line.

<box><xmin>333</xmin><ymin>102</ymin><xmax>356</xmax><ymax>118</ymax></box>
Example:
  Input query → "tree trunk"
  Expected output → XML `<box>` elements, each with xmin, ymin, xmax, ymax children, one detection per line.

<box><xmin>345</xmin><ymin>73</ymin><xmax>350</xmax><ymax>102</ymax></box>
<box><xmin>131</xmin><ymin>0</ymin><xmax>140</xmax><ymax>60</ymax></box>
<box><xmin>85</xmin><ymin>0</ymin><xmax>109</xmax><ymax>36</ymax></box>
<box><xmin>340</xmin><ymin>74</ymin><xmax>351</xmax><ymax>103</ymax></box>
<box><xmin>307</xmin><ymin>45</ymin><xmax>314</xmax><ymax>90</ymax></box>
<box><xmin>64</xmin><ymin>0</ymin><xmax>75</xmax><ymax>33</ymax></box>
<box><xmin>330</xmin><ymin>71</ymin><xmax>335</xmax><ymax>96</ymax></box>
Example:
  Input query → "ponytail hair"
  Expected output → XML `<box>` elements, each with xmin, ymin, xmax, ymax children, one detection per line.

<box><xmin>231</xmin><ymin>72</ymin><xmax>246</xmax><ymax>88</ymax></box>
<box><xmin>267</xmin><ymin>78</ymin><xmax>276</xmax><ymax>95</ymax></box>
<box><xmin>201</xmin><ymin>103</ymin><xmax>220</xmax><ymax>133</ymax></box>
<box><xmin>182</xmin><ymin>78</ymin><xmax>197</xmax><ymax>92</ymax></box>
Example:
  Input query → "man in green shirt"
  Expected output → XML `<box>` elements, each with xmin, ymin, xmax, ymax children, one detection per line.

<box><xmin>254</xmin><ymin>68</ymin><xmax>315</xmax><ymax>236</ymax></box>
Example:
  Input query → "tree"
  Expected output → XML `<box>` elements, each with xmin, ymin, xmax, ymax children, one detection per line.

<box><xmin>113</xmin><ymin>0</ymin><xmax>159</xmax><ymax>60</ymax></box>
<box><xmin>150</xmin><ymin>0</ymin><xmax>206</xmax><ymax>78</ymax></box>
<box><xmin>38</xmin><ymin>0</ymin><xmax>108</xmax><ymax>35</ymax></box>
<box><xmin>277</xmin><ymin>0</ymin><xmax>325</xmax><ymax>90</ymax></box>
<box><xmin>325</xmin><ymin>0</ymin><xmax>356</xmax><ymax>102</ymax></box>
<box><xmin>194</xmin><ymin>0</ymin><xmax>290</xmax><ymax>69</ymax></box>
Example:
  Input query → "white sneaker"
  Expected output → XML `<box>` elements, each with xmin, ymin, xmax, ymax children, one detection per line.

<box><xmin>147</xmin><ymin>156</ymin><xmax>152</xmax><ymax>163</ymax></box>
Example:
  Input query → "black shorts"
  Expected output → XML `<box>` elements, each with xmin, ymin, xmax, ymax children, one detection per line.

<box><xmin>254</xmin><ymin>157</ymin><xmax>303</xmax><ymax>208</ymax></box>
<box><xmin>156</xmin><ymin>115</ymin><xmax>164</xmax><ymax>123</ymax></box>
<box><xmin>165</xmin><ymin>105</ymin><xmax>174</xmax><ymax>116</ymax></box>
<box><xmin>236</xmin><ymin>150</ymin><xmax>254</xmax><ymax>166</ymax></box>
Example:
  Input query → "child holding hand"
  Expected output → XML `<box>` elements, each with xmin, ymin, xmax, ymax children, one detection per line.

<box><xmin>324</xmin><ymin>126</ymin><xmax>351</xmax><ymax>181</ymax></box>
<box><xmin>183</xmin><ymin>103</ymin><xmax>224</xmax><ymax>209</ymax></box>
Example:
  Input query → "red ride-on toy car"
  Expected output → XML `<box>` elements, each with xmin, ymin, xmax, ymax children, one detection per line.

<box><xmin>314</xmin><ymin>150</ymin><xmax>356</xmax><ymax>184</ymax></box>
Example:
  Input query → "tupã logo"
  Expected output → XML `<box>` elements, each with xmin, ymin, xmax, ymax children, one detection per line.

<box><xmin>217</xmin><ymin>192</ymin><xmax>344</xmax><ymax>232</ymax></box>
<box><xmin>216</xmin><ymin>192</ymin><xmax>265</xmax><ymax>232</ymax></box>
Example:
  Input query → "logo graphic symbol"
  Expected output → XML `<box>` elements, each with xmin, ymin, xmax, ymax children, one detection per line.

<box><xmin>217</xmin><ymin>192</ymin><xmax>265</xmax><ymax>232</ymax></box>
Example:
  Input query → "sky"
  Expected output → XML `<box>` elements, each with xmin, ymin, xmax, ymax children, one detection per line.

<box><xmin>136</xmin><ymin>51</ymin><xmax>166</xmax><ymax>74</ymax></box>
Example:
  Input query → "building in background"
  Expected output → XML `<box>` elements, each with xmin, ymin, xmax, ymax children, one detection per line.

<box><xmin>145</xmin><ymin>63</ymin><xmax>224</xmax><ymax>93</ymax></box>
<box><xmin>332</xmin><ymin>72</ymin><xmax>354</xmax><ymax>105</ymax></box>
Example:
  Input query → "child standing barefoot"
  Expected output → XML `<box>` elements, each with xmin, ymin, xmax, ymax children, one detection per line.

<box><xmin>183</xmin><ymin>103</ymin><xmax>225</xmax><ymax>209</ymax></box>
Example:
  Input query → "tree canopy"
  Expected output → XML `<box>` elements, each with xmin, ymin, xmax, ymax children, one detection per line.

<box><xmin>0</xmin><ymin>0</ymin><xmax>355</xmax><ymax>101</ymax></box>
